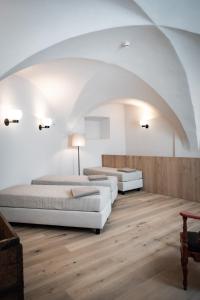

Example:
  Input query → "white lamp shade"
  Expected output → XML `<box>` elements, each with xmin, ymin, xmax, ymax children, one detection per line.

<box><xmin>71</xmin><ymin>133</ymin><xmax>85</xmax><ymax>147</ymax></box>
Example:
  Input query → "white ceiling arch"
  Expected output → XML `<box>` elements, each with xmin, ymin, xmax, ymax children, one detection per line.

<box><xmin>66</xmin><ymin>62</ymin><xmax>189</xmax><ymax>147</ymax></box>
<box><xmin>1</xmin><ymin>0</ymin><xmax>199</xmax><ymax>80</ymax></box>
<box><xmin>18</xmin><ymin>58</ymin><xmax>190</xmax><ymax>148</ymax></box>
<box><xmin>0</xmin><ymin>0</ymin><xmax>199</xmax><ymax>150</ymax></box>
<box><xmin>134</xmin><ymin>0</ymin><xmax>200</xmax><ymax>34</ymax></box>
<box><xmin>0</xmin><ymin>0</ymin><xmax>152</xmax><ymax>79</ymax></box>
<box><xmin>16</xmin><ymin>25</ymin><xmax>198</xmax><ymax>149</ymax></box>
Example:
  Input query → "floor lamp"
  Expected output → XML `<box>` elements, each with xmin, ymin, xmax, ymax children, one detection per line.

<box><xmin>71</xmin><ymin>133</ymin><xmax>86</xmax><ymax>175</ymax></box>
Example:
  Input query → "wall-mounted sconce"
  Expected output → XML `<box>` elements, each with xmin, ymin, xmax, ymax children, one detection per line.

<box><xmin>4</xmin><ymin>109</ymin><xmax>23</xmax><ymax>126</ymax></box>
<box><xmin>140</xmin><ymin>120</ymin><xmax>149</xmax><ymax>129</ymax></box>
<box><xmin>39</xmin><ymin>118</ymin><xmax>53</xmax><ymax>130</ymax></box>
<box><xmin>120</xmin><ymin>40</ymin><xmax>131</xmax><ymax>48</ymax></box>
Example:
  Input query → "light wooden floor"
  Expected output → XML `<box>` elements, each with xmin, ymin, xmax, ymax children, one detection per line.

<box><xmin>13</xmin><ymin>191</ymin><xmax>200</xmax><ymax>300</ymax></box>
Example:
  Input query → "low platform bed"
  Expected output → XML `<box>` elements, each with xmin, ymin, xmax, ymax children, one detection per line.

<box><xmin>83</xmin><ymin>167</ymin><xmax>143</xmax><ymax>192</ymax></box>
<box><xmin>0</xmin><ymin>206</ymin><xmax>110</xmax><ymax>235</ymax></box>
<box><xmin>31</xmin><ymin>175</ymin><xmax>118</xmax><ymax>203</ymax></box>
<box><xmin>0</xmin><ymin>184</ymin><xmax>112</xmax><ymax>234</ymax></box>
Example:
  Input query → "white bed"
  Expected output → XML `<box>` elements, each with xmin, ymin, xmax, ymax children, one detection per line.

<box><xmin>0</xmin><ymin>184</ymin><xmax>112</xmax><ymax>234</ymax></box>
<box><xmin>31</xmin><ymin>175</ymin><xmax>118</xmax><ymax>203</ymax></box>
<box><xmin>83</xmin><ymin>167</ymin><xmax>143</xmax><ymax>193</ymax></box>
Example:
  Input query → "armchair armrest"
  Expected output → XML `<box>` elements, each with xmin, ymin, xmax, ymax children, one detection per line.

<box><xmin>180</xmin><ymin>211</ymin><xmax>200</xmax><ymax>220</ymax></box>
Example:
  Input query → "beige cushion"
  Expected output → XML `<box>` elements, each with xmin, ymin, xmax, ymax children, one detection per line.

<box><xmin>117</xmin><ymin>168</ymin><xmax>136</xmax><ymax>173</ymax></box>
<box><xmin>31</xmin><ymin>175</ymin><xmax>90</xmax><ymax>185</ymax></box>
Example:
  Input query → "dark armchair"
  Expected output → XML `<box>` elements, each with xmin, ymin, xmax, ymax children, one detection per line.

<box><xmin>180</xmin><ymin>211</ymin><xmax>200</xmax><ymax>290</ymax></box>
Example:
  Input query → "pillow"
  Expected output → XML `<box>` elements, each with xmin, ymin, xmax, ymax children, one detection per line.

<box><xmin>71</xmin><ymin>187</ymin><xmax>100</xmax><ymax>198</ymax></box>
<box><xmin>117</xmin><ymin>168</ymin><xmax>136</xmax><ymax>173</ymax></box>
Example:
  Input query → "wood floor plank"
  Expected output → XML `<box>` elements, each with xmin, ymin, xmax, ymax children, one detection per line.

<box><xmin>13</xmin><ymin>191</ymin><xmax>200</xmax><ymax>300</ymax></box>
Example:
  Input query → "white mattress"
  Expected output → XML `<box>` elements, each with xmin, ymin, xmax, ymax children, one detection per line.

<box><xmin>0</xmin><ymin>184</ymin><xmax>111</xmax><ymax>213</ymax></box>
<box><xmin>31</xmin><ymin>175</ymin><xmax>118</xmax><ymax>203</ymax></box>
<box><xmin>83</xmin><ymin>167</ymin><xmax>142</xmax><ymax>182</ymax></box>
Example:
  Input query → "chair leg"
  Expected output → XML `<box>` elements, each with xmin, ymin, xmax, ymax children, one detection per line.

<box><xmin>181</xmin><ymin>254</ymin><xmax>188</xmax><ymax>290</ymax></box>
<box><xmin>95</xmin><ymin>229</ymin><xmax>100</xmax><ymax>235</ymax></box>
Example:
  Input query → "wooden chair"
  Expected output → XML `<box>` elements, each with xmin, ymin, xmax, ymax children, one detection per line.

<box><xmin>180</xmin><ymin>211</ymin><xmax>200</xmax><ymax>290</ymax></box>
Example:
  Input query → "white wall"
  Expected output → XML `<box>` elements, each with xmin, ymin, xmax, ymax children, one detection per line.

<box><xmin>50</xmin><ymin>103</ymin><xmax>126</xmax><ymax>176</ymax></box>
<box><xmin>0</xmin><ymin>74</ymin><xmax>199</xmax><ymax>191</ymax></box>
<box><xmin>81</xmin><ymin>103</ymin><xmax>126</xmax><ymax>170</ymax></box>
<box><xmin>0</xmin><ymin>75</ymin><xmax>126</xmax><ymax>189</ymax></box>
<box><xmin>0</xmin><ymin>76</ymin><xmax>63</xmax><ymax>189</ymax></box>
<box><xmin>125</xmin><ymin>105</ymin><xmax>200</xmax><ymax>157</ymax></box>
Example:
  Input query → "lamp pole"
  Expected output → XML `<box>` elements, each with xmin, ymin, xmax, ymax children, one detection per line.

<box><xmin>71</xmin><ymin>133</ymin><xmax>85</xmax><ymax>176</ymax></box>
<box><xmin>77</xmin><ymin>146</ymin><xmax>80</xmax><ymax>175</ymax></box>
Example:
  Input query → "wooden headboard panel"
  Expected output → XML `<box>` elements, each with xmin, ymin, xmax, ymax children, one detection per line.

<box><xmin>102</xmin><ymin>155</ymin><xmax>200</xmax><ymax>202</ymax></box>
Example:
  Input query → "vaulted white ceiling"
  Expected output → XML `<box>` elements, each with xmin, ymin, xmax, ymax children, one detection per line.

<box><xmin>0</xmin><ymin>0</ymin><xmax>199</xmax><ymax>149</ymax></box>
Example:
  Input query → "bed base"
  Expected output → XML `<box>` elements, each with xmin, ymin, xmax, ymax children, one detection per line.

<box><xmin>0</xmin><ymin>203</ymin><xmax>111</xmax><ymax>234</ymax></box>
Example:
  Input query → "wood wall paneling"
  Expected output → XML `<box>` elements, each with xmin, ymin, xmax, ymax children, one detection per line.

<box><xmin>102</xmin><ymin>155</ymin><xmax>200</xmax><ymax>202</ymax></box>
